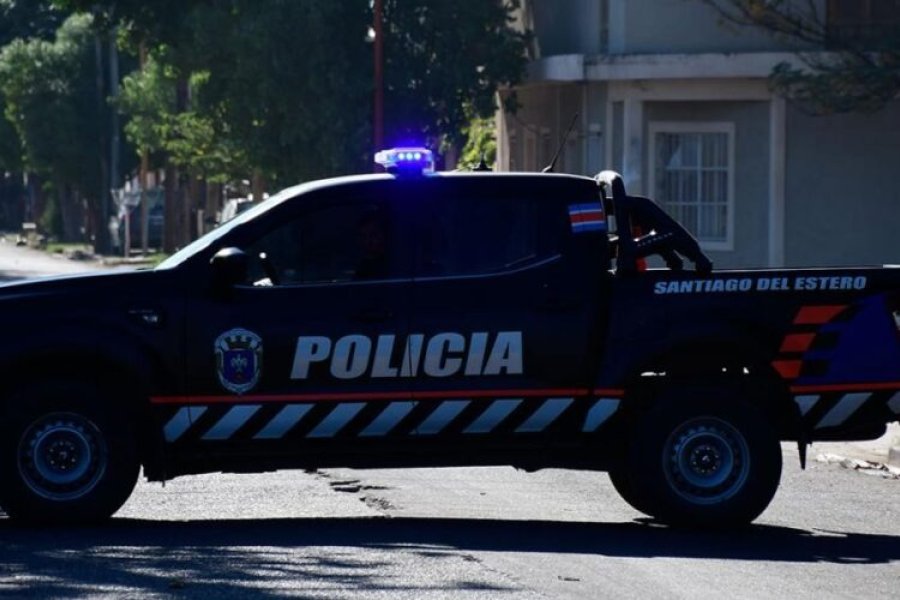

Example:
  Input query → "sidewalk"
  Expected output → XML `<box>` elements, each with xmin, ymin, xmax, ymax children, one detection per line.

<box><xmin>0</xmin><ymin>235</ymin><xmax>152</xmax><ymax>281</ymax></box>
<box><xmin>0</xmin><ymin>236</ymin><xmax>107</xmax><ymax>279</ymax></box>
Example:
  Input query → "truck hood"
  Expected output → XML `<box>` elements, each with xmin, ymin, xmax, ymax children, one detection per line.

<box><xmin>0</xmin><ymin>268</ymin><xmax>169</xmax><ymax>303</ymax></box>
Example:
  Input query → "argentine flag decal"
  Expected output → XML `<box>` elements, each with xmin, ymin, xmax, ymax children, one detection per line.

<box><xmin>568</xmin><ymin>202</ymin><xmax>607</xmax><ymax>233</ymax></box>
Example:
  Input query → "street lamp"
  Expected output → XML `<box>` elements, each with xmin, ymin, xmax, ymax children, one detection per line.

<box><xmin>373</xmin><ymin>0</ymin><xmax>384</xmax><ymax>165</ymax></box>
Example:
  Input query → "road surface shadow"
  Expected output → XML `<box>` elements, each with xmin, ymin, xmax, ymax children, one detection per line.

<box><xmin>2</xmin><ymin>515</ymin><xmax>898</xmax><ymax>597</ymax></box>
<box><xmin>2</xmin><ymin>515</ymin><xmax>898</xmax><ymax>563</ymax></box>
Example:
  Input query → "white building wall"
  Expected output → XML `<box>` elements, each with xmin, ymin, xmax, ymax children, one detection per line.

<box><xmin>784</xmin><ymin>102</ymin><xmax>900</xmax><ymax>267</ymax></box>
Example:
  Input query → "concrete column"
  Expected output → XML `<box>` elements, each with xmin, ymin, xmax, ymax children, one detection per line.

<box><xmin>604</xmin><ymin>99</ymin><xmax>614</xmax><ymax>174</ymax></box>
<box><xmin>768</xmin><ymin>96</ymin><xmax>786</xmax><ymax>267</ymax></box>
<box><xmin>623</xmin><ymin>97</ymin><xmax>644</xmax><ymax>194</ymax></box>
<box><xmin>608</xmin><ymin>0</ymin><xmax>626</xmax><ymax>54</ymax></box>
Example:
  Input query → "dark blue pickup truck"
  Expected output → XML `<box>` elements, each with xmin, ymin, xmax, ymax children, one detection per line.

<box><xmin>1</xmin><ymin>148</ymin><xmax>898</xmax><ymax>527</ymax></box>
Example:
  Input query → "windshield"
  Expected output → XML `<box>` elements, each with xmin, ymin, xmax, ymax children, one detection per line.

<box><xmin>154</xmin><ymin>175</ymin><xmax>381</xmax><ymax>270</ymax></box>
<box><xmin>155</xmin><ymin>187</ymin><xmax>295</xmax><ymax>270</ymax></box>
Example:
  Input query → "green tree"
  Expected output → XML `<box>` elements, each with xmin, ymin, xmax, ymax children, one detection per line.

<box><xmin>119</xmin><ymin>59</ymin><xmax>248</xmax><ymax>181</ymax></box>
<box><xmin>698</xmin><ymin>0</ymin><xmax>900</xmax><ymax>115</ymax></box>
<box><xmin>382</xmin><ymin>0</ymin><xmax>528</xmax><ymax>149</ymax></box>
<box><xmin>59</xmin><ymin>0</ymin><xmax>529</xmax><ymax>249</ymax></box>
<box><xmin>1</xmin><ymin>1</ymin><xmax>67</xmax><ymax>222</ymax></box>
<box><xmin>458</xmin><ymin>113</ymin><xmax>498</xmax><ymax>170</ymax></box>
<box><xmin>105</xmin><ymin>0</ymin><xmax>528</xmax><ymax>180</ymax></box>
<box><xmin>184</xmin><ymin>0</ymin><xmax>373</xmax><ymax>184</ymax></box>
<box><xmin>1</xmin><ymin>0</ymin><xmax>65</xmax><ymax>46</ymax></box>
<box><xmin>0</xmin><ymin>13</ymin><xmax>103</xmax><ymax>240</ymax></box>
<box><xmin>0</xmin><ymin>92</ymin><xmax>22</xmax><ymax>173</ymax></box>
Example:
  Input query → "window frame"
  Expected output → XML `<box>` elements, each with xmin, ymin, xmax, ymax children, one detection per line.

<box><xmin>406</xmin><ymin>177</ymin><xmax>574</xmax><ymax>283</ymax></box>
<box><xmin>647</xmin><ymin>121</ymin><xmax>736</xmax><ymax>252</ymax></box>
<box><xmin>236</xmin><ymin>191</ymin><xmax>411</xmax><ymax>288</ymax></box>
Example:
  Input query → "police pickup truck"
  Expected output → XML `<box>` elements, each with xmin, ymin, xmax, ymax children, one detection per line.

<box><xmin>1</xmin><ymin>148</ymin><xmax>898</xmax><ymax>527</ymax></box>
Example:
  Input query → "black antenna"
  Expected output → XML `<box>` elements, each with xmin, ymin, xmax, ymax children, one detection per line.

<box><xmin>541</xmin><ymin>112</ymin><xmax>579</xmax><ymax>173</ymax></box>
<box><xmin>473</xmin><ymin>153</ymin><xmax>492</xmax><ymax>172</ymax></box>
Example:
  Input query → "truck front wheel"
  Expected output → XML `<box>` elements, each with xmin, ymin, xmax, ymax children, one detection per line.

<box><xmin>627</xmin><ymin>395</ymin><xmax>782</xmax><ymax>528</ymax></box>
<box><xmin>0</xmin><ymin>382</ymin><xmax>140</xmax><ymax>524</ymax></box>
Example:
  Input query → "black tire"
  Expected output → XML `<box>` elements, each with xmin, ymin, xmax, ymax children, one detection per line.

<box><xmin>627</xmin><ymin>393</ymin><xmax>782</xmax><ymax>528</ymax></box>
<box><xmin>608</xmin><ymin>458</ymin><xmax>658</xmax><ymax>518</ymax></box>
<box><xmin>0</xmin><ymin>381</ymin><xmax>140</xmax><ymax>525</ymax></box>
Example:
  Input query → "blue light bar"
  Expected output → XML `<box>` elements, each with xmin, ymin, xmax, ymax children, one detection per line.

<box><xmin>374</xmin><ymin>147</ymin><xmax>435</xmax><ymax>175</ymax></box>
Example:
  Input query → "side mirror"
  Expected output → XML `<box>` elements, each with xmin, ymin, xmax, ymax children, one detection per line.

<box><xmin>210</xmin><ymin>247</ymin><xmax>249</xmax><ymax>289</ymax></box>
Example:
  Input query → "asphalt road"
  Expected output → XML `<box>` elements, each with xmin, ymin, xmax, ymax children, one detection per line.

<box><xmin>1</xmin><ymin>243</ymin><xmax>898</xmax><ymax>599</ymax></box>
<box><xmin>1</xmin><ymin>457</ymin><xmax>899</xmax><ymax>599</ymax></box>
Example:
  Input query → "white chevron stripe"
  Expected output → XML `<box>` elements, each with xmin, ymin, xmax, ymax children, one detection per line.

<box><xmin>516</xmin><ymin>398</ymin><xmax>574</xmax><ymax>433</ymax></box>
<box><xmin>360</xmin><ymin>401</ymin><xmax>417</xmax><ymax>437</ymax></box>
<box><xmin>815</xmin><ymin>393</ymin><xmax>870</xmax><ymax>429</ymax></box>
<box><xmin>794</xmin><ymin>395</ymin><xmax>820</xmax><ymax>416</ymax></box>
<box><xmin>164</xmin><ymin>406</ymin><xmax>208</xmax><ymax>442</ymax></box>
<box><xmin>413</xmin><ymin>400</ymin><xmax>470</xmax><ymax>435</ymax></box>
<box><xmin>203</xmin><ymin>405</ymin><xmax>261</xmax><ymax>440</ymax></box>
<box><xmin>583</xmin><ymin>398</ymin><xmax>620</xmax><ymax>432</ymax></box>
<box><xmin>888</xmin><ymin>391</ymin><xmax>900</xmax><ymax>415</ymax></box>
<box><xmin>464</xmin><ymin>399</ymin><xmax>522</xmax><ymax>434</ymax></box>
<box><xmin>307</xmin><ymin>403</ymin><xmax>366</xmax><ymax>438</ymax></box>
<box><xmin>254</xmin><ymin>404</ymin><xmax>312</xmax><ymax>440</ymax></box>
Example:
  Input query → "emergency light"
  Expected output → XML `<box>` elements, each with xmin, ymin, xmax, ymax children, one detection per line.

<box><xmin>374</xmin><ymin>147</ymin><xmax>435</xmax><ymax>175</ymax></box>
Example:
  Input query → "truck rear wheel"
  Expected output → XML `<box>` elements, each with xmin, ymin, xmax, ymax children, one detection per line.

<box><xmin>0</xmin><ymin>382</ymin><xmax>139</xmax><ymax>524</ymax></box>
<box><xmin>627</xmin><ymin>394</ymin><xmax>782</xmax><ymax>528</ymax></box>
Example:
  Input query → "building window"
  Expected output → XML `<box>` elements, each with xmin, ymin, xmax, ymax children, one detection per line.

<box><xmin>827</xmin><ymin>0</ymin><xmax>900</xmax><ymax>47</ymax></box>
<box><xmin>649</xmin><ymin>122</ymin><xmax>735</xmax><ymax>251</ymax></box>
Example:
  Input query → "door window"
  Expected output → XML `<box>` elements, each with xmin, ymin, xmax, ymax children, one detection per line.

<box><xmin>416</xmin><ymin>196</ymin><xmax>564</xmax><ymax>278</ymax></box>
<box><xmin>244</xmin><ymin>200</ymin><xmax>398</xmax><ymax>285</ymax></box>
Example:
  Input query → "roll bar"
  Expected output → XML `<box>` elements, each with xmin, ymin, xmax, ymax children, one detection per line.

<box><xmin>595</xmin><ymin>170</ymin><xmax>713</xmax><ymax>275</ymax></box>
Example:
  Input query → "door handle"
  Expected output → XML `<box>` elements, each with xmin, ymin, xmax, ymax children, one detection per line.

<box><xmin>352</xmin><ymin>308</ymin><xmax>394</xmax><ymax>322</ymax></box>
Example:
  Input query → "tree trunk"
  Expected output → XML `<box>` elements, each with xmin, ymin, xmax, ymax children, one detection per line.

<box><xmin>164</xmin><ymin>161</ymin><xmax>177</xmax><ymax>254</ymax></box>
<box><xmin>140</xmin><ymin>150</ymin><xmax>149</xmax><ymax>254</ymax></box>
<box><xmin>205</xmin><ymin>180</ymin><xmax>221</xmax><ymax>233</ymax></box>
<box><xmin>170</xmin><ymin>76</ymin><xmax>192</xmax><ymax>250</ymax></box>
<box><xmin>94</xmin><ymin>33</ymin><xmax>110</xmax><ymax>254</ymax></box>
<box><xmin>59</xmin><ymin>185</ymin><xmax>82</xmax><ymax>243</ymax></box>
<box><xmin>251</xmin><ymin>170</ymin><xmax>266</xmax><ymax>204</ymax></box>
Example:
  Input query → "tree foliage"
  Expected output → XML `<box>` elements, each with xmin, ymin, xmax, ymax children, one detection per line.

<box><xmin>698</xmin><ymin>0</ymin><xmax>900</xmax><ymax>115</ymax></box>
<box><xmin>458</xmin><ymin>113</ymin><xmax>498</xmax><ymax>171</ymax></box>
<box><xmin>0</xmin><ymin>13</ymin><xmax>101</xmax><ymax>193</ymax></box>
<box><xmin>1</xmin><ymin>0</ymin><xmax>65</xmax><ymax>46</ymax></box>
<box><xmin>0</xmin><ymin>91</ymin><xmax>22</xmax><ymax>172</ymax></box>
<box><xmin>2</xmin><ymin>0</ymin><xmax>529</xmax><ymax>247</ymax></box>
<box><xmin>102</xmin><ymin>0</ymin><xmax>528</xmax><ymax>183</ymax></box>
<box><xmin>184</xmin><ymin>0</ymin><xmax>374</xmax><ymax>183</ymax></box>
<box><xmin>0</xmin><ymin>0</ymin><xmax>67</xmax><ymax>173</ymax></box>
<box><xmin>382</xmin><ymin>0</ymin><xmax>528</xmax><ymax>147</ymax></box>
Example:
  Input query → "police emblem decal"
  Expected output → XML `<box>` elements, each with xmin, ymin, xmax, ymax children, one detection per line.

<box><xmin>215</xmin><ymin>328</ymin><xmax>263</xmax><ymax>395</ymax></box>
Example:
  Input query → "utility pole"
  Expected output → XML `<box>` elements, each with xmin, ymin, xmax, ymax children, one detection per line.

<box><xmin>373</xmin><ymin>0</ymin><xmax>384</xmax><ymax>165</ymax></box>
<box><xmin>109</xmin><ymin>28</ymin><xmax>120</xmax><ymax>255</ymax></box>
<box><xmin>94</xmin><ymin>33</ymin><xmax>109</xmax><ymax>253</ymax></box>
<box><xmin>139</xmin><ymin>42</ymin><xmax>149</xmax><ymax>255</ymax></box>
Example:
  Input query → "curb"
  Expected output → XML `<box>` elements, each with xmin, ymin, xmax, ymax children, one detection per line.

<box><xmin>890</xmin><ymin>446</ymin><xmax>900</xmax><ymax>469</ymax></box>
